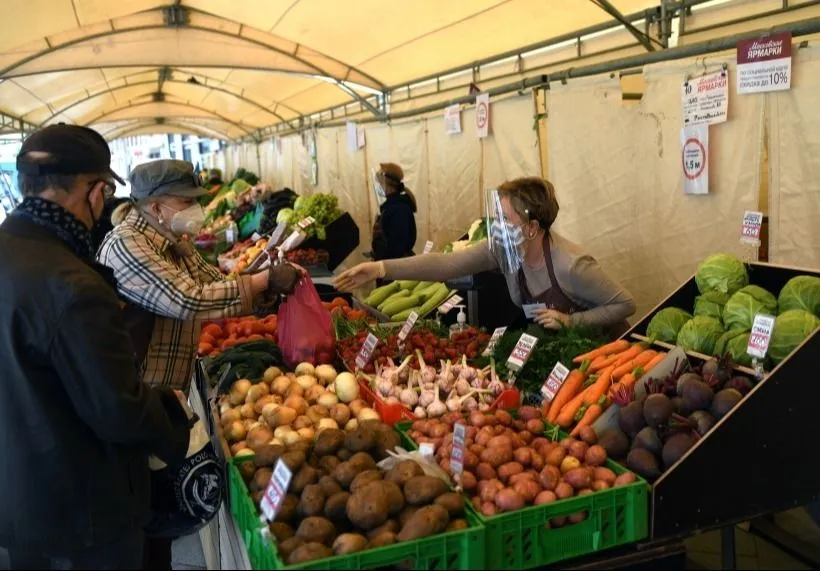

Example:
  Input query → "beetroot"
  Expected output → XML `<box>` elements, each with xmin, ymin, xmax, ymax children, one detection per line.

<box><xmin>671</xmin><ymin>396</ymin><xmax>691</xmax><ymax>417</ymax></box>
<box><xmin>681</xmin><ymin>379</ymin><xmax>714</xmax><ymax>412</ymax></box>
<box><xmin>662</xmin><ymin>432</ymin><xmax>696</xmax><ymax>469</ymax></box>
<box><xmin>633</xmin><ymin>426</ymin><xmax>662</xmax><ymax>455</ymax></box>
<box><xmin>626</xmin><ymin>448</ymin><xmax>661</xmax><ymax>480</ymax></box>
<box><xmin>643</xmin><ymin>394</ymin><xmax>674</xmax><ymax>428</ymax></box>
<box><xmin>701</xmin><ymin>355</ymin><xmax>732</xmax><ymax>386</ymax></box>
<box><xmin>676</xmin><ymin>372</ymin><xmax>705</xmax><ymax>396</ymax></box>
<box><xmin>597</xmin><ymin>428</ymin><xmax>630</xmax><ymax>460</ymax></box>
<box><xmin>710</xmin><ymin>388</ymin><xmax>742</xmax><ymax>420</ymax></box>
<box><xmin>724</xmin><ymin>376</ymin><xmax>754</xmax><ymax>395</ymax></box>
<box><xmin>688</xmin><ymin>411</ymin><xmax>716</xmax><ymax>436</ymax></box>
<box><xmin>618</xmin><ymin>400</ymin><xmax>646</xmax><ymax>436</ymax></box>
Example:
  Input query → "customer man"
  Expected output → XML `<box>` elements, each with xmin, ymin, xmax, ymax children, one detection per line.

<box><xmin>0</xmin><ymin>125</ymin><xmax>191</xmax><ymax>570</ymax></box>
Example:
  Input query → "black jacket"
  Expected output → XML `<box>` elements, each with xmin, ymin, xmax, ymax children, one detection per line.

<box><xmin>0</xmin><ymin>214</ymin><xmax>190</xmax><ymax>555</ymax></box>
<box><xmin>372</xmin><ymin>192</ymin><xmax>417</xmax><ymax>261</ymax></box>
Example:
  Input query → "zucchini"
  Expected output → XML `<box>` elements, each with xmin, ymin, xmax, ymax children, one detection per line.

<box><xmin>412</xmin><ymin>281</ymin><xmax>434</xmax><ymax>292</ymax></box>
<box><xmin>365</xmin><ymin>281</ymin><xmax>400</xmax><ymax>307</ymax></box>
<box><xmin>382</xmin><ymin>294</ymin><xmax>421</xmax><ymax>317</ymax></box>
<box><xmin>397</xmin><ymin>280</ymin><xmax>420</xmax><ymax>291</ymax></box>
<box><xmin>390</xmin><ymin>306</ymin><xmax>421</xmax><ymax>322</ymax></box>
<box><xmin>377</xmin><ymin>289</ymin><xmax>410</xmax><ymax>311</ymax></box>
<box><xmin>417</xmin><ymin>284</ymin><xmax>451</xmax><ymax>315</ymax></box>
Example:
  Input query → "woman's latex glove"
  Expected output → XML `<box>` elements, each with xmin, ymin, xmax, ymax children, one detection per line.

<box><xmin>333</xmin><ymin>261</ymin><xmax>385</xmax><ymax>292</ymax></box>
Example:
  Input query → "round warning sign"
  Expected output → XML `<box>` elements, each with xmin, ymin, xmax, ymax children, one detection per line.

<box><xmin>476</xmin><ymin>101</ymin><xmax>488</xmax><ymax>129</ymax></box>
<box><xmin>681</xmin><ymin>137</ymin><xmax>706</xmax><ymax>180</ymax></box>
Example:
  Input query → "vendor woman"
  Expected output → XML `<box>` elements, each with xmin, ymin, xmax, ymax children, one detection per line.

<box><xmin>335</xmin><ymin>177</ymin><xmax>635</xmax><ymax>335</ymax></box>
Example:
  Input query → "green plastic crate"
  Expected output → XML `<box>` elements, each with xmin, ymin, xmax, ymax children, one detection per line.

<box><xmin>395</xmin><ymin>421</ymin><xmax>649</xmax><ymax>569</ymax></box>
<box><xmin>227</xmin><ymin>459</ymin><xmax>485</xmax><ymax>570</ymax></box>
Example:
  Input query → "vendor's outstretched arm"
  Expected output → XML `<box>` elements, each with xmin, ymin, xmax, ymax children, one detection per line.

<box><xmin>565</xmin><ymin>256</ymin><xmax>637</xmax><ymax>327</ymax></box>
<box><xmin>383</xmin><ymin>240</ymin><xmax>497</xmax><ymax>282</ymax></box>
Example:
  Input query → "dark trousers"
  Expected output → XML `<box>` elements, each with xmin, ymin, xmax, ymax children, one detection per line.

<box><xmin>1</xmin><ymin>530</ymin><xmax>143</xmax><ymax>570</ymax></box>
<box><xmin>142</xmin><ymin>536</ymin><xmax>173</xmax><ymax>570</ymax></box>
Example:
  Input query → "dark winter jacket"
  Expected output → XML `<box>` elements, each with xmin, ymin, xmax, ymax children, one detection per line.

<box><xmin>0</xmin><ymin>211</ymin><xmax>190</xmax><ymax>556</ymax></box>
<box><xmin>372</xmin><ymin>192</ymin><xmax>417</xmax><ymax>261</ymax></box>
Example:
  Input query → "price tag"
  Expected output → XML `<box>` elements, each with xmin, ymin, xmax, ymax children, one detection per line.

<box><xmin>355</xmin><ymin>333</ymin><xmax>379</xmax><ymax>370</ymax></box>
<box><xmin>419</xmin><ymin>442</ymin><xmax>435</xmax><ymax>458</ymax></box>
<box><xmin>259</xmin><ymin>458</ymin><xmax>293</xmax><ymax>521</ymax></box>
<box><xmin>251</xmin><ymin>232</ymin><xmax>262</xmax><ymax>242</ymax></box>
<box><xmin>423</xmin><ymin>240</ymin><xmax>434</xmax><ymax>254</ymax></box>
<box><xmin>740</xmin><ymin>210</ymin><xmax>764</xmax><ymax>246</ymax></box>
<box><xmin>523</xmin><ymin>303</ymin><xmax>547</xmax><ymax>320</ymax></box>
<box><xmin>269</xmin><ymin>221</ymin><xmax>289</xmax><ymax>247</ymax></box>
<box><xmin>540</xmin><ymin>361</ymin><xmax>571</xmax><ymax>401</ymax></box>
<box><xmin>297</xmin><ymin>216</ymin><xmax>315</xmax><ymax>230</ymax></box>
<box><xmin>450</xmin><ymin>423</ymin><xmax>466</xmax><ymax>477</ymax></box>
<box><xmin>397</xmin><ymin>311</ymin><xmax>419</xmax><ymax>343</ymax></box>
<box><xmin>280</xmin><ymin>230</ymin><xmax>305</xmax><ymax>252</ymax></box>
<box><xmin>225</xmin><ymin>227</ymin><xmax>236</xmax><ymax>244</ymax></box>
<box><xmin>506</xmin><ymin>333</ymin><xmax>538</xmax><ymax>378</ymax></box>
<box><xmin>482</xmin><ymin>326</ymin><xmax>507</xmax><ymax>357</ymax></box>
<box><xmin>747</xmin><ymin>313</ymin><xmax>775</xmax><ymax>359</ymax></box>
<box><xmin>437</xmin><ymin>294</ymin><xmax>463</xmax><ymax>314</ymax></box>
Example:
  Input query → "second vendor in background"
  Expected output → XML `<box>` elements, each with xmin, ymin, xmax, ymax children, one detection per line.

<box><xmin>371</xmin><ymin>162</ymin><xmax>417</xmax><ymax>261</ymax></box>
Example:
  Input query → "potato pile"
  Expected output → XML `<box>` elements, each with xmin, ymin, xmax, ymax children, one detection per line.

<box><xmin>218</xmin><ymin>363</ymin><xmax>380</xmax><ymax>458</ymax></box>
<box><xmin>407</xmin><ymin>407</ymin><xmax>638</xmax><ymax>523</ymax></box>
<box><xmin>243</xmin><ymin>420</ymin><xmax>469</xmax><ymax>565</ymax></box>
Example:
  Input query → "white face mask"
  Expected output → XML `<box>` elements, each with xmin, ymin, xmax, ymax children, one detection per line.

<box><xmin>374</xmin><ymin>176</ymin><xmax>387</xmax><ymax>205</ymax></box>
<box><xmin>168</xmin><ymin>203</ymin><xmax>206</xmax><ymax>236</ymax></box>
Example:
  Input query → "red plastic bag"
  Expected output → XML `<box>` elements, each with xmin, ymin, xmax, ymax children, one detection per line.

<box><xmin>277</xmin><ymin>277</ymin><xmax>336</xmax><ymax>367</ymax></box>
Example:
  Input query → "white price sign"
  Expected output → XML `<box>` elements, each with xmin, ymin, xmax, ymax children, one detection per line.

<box><xmin>747</xmin><ymin>313</ymin><xmax>776</xmax><ymax>359</ymax></box>
<box><xmin>541</xmin><ymin>361</ymin><xmax>571</xmax><ymax>402</ymax></box>
<box><xmin>437</xmin><ymin>294</ymin><xmax>463</xmax><ymax>314</ymax></box>
<box><xmin>482</xmin><ymin>326</ymin><xmax>507</xmax><ymax>357</ymax></box>
<box><xmin>450</xmin><ymin>423</ymin><xmax>466</xmax><ymax>477</ymax></box>
<box><xmin>736</xmin><ymin>33</ymin><xmax>792</xmax><ymax>95</ymax></box>
<box><xmin>740</xmin><ymin>210</ymin><xmax>764</xmax><ymax>246</ymax></box>
<box><xmin>269</xmin><ymin>221</ymin><xmax>289</xmax><ymax>246</ymax></box>
<box><xmin>297</xmin><ymin>216</ymin><xmax>315</xmax><ymax>230</ymax></box>
<box><xmin>280</xmin><ymin>230</ymin><xmax>306</xmax><ymax>252</ymax></box>
<box><xmin>355</xmin><ymin>333</ymin><xmax>379</xmax><ymax>370</ymax></box>
<box><xmin>259</xmin><ymin>459</ymin><xmax>293</xmax><ymax>521</ymax></box>
<box><xmin>682</xmin><ymin>70</ymin><xmax>729</xmax><ymax>127</ymax></box>
<box><xmin>506</xmin><ymin>333</ymin><xmax>539</xmax><ymax>376</ymax></box>
<box><xmin>681</xmin><ymin>124</ymin><xmax>709</xmax><ymax>195</ymax></box>
<box><xmin>397</xmin><ymin>311</ymin><xmax>419</xmax><ymax>343</ymax></box>
<box><xmin>419</xmin><ymin>442</ymin><xmax>435</xmax><ymax>458</ymax></box>
<box><xmin>523</xmin><ymin>303</ymin><xmax>547</xmax><ymax>320</ymax></box>
<box><xmin>444</xmin><ymin>104</ymin><xmax>462</xmax><ymax>135</ymax></box>
<box><xmin>423</xmin><ymin>240</ymin><xmax>434</xmax><ymax>254</ymax></box>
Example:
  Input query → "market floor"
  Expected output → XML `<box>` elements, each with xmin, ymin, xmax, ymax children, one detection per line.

<box><xmin>171</xmin><ymin>533</ymin><xmax>206</xmax><ymax>570</ymax></box>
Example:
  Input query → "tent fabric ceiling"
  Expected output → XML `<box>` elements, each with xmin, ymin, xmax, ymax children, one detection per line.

<box><xmin>0</xmin><ymin>0</ymin><xmax>658</xmax><ymax>140</ymax></box>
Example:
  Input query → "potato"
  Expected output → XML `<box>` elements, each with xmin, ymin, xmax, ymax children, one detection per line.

<box><xmin>269</xmin><ymin>521</ymin><xmax>293</xmax><ymax>542</ymax></box>
<box><xmin>568</xmin><ymin>441</ymin><xmax>589</xmax><ymax>461</ymax></box>
<box><xmin>333</xmin><ymin>533</ymin><xmax>368</xmax><ymax>555</ymax></box>
<box><xmin>318</xmin><ymin>475</ymin><xmax>343</xmax><ymax>497</ymax></box>
<box><xmin>348</xmin><ymin>452</ymin><xmax>378</xmax><ymax>472</ymax></box>
<box><xmin>475</xmin><ymin>463</ymin><xmax>497</xmax><ymax>481</ymax></box>
<box><xmin>253</xmin><ymin>443</ymin><xmax>285</xmax><ymax>467</ymax></box>
<box><xmin>509</xmin><ymin>472</ymin><xmax>537</xmax><ymax>486</ymax></box>
<box><xmin>545</xmin><ymin>446</ymin><xmax>567</xmax><ymax>467</ymax></box>
<box><xmin>329</xmin><ymin>403</ymin><xmax>351</xmax><ymax>426</ymax></box>
<box><xmin>396</xmin><ymin>504</ymin><xmax>450</xmax><ymax>541</ymax></box>
<box><xmin>512</xmin><ymin>479</ymin><xmax>541</xmax><ymax>503</ymax></box>
<box><xmin>592</xmin><ymin>480</ymin><xmax>610</xmax><ymax>491</ymax></box>
<box><xmin>238</xmin><ymin>459</ymin><xmax>256</xmax><ymax>481</ymax></box>
<box><xmin>457</xmin><ymin>470</ymin><xmax>477</xmax><ymax>491</ymax></box>
<box><xmin>494</xmin><ymin>410</ymin><xmax>513</xmax><ymax>426</ymax></box>
<box><xmin>513</xmin><ymin>447</ymin><xmax>533</xmax><ymax>467</ymax></box>
<box><xmin>346</xmin><ymin>487</ymin><xmax>390</xmax><ymax>530</ymax></box>
<box><xmin>593</xmin><ymin>467</ymin><xmax>617</xmax><ymax>486</ymax></box>
<box><xmin>578</xmin><ymin>425</ymin><xmax>598</xmax><ymax>445</ymax></box>
<box><xmin>403</xmin><ymin>475</ymin><xmax>449</xmax><ymax>506</ymax></box>
<box><xmin>296</xmin><ymin>517</ymin><xmax>336</xmax><ymax>546</ymax></box>
<box><xmin>613</xmin><ymin>472</ymin><xmax>637</xmax><ymax>487</ymax></box>
<box><xmin>434</xmin><ymin>492</ymin><xmax>465</xmax><ymax>517</ymax></box>
<box><xmin>480</xmin><ymin>447</ymin><xmax>514</xmax><ymax>468</ymax></box>
<box><xmin>298</xmin><ymin>484</ymin><xmax>327</xmax><ymax>518</ymax></box>
<box><xmin>373</xmin><ymin>425</ymin><xmax>401</xmax><ymax>460</ymax></box>
<box><xmin>487</xmin><ymin>434</ymin><xmax>513</xmax><ymax>449</ymax></box>
<box><xmin>497</xmin><ymin>462</ymin><xmax>524</xmax><ymax>483</ymax></box>
<box><xmin>534</xmin><ymin>490</ymin><xmax>557</xmax><ymax>505</ymax></box>
<box><xmin>314</xmin><ymin>429</ymin><xmax>346</xmax><ymax>457</ymax></box>
<box><xmin>276</xmin><ymin>495</ymin><xmax>299</xmax><ymax>523</ymax></box>
<box><xmin>344</xmin><ymin>424</ymin><xmax>377</xmax><ymax>452</ymax></box>
<box><xmin>539</xmin><ymin>466</ymin><xmax>561</xmax><ymax>491</ymax></box>
<box><xmin>367</xmin><ymin>519</ymin><xmax>399</xmax><ymax>539</ymax></box>
<box><xmin>336</xmin><ymin>448</ymin><xmax>352</xmax><ymax>461</ymax></box>
<box><xmin>446</xmin><ymin>519</ymin><xmax>469</xmax><ymax>531</ymax></box>
<box><xmin>560</xmin><ymin>456</ymin><xmax>581</xmax><ymax>474</ymax></box>
<box><xmin>477</xmin><ymin>479</ymin><xmax>504</xmax><ymax>503</ymax></box>
<box><xmin>291</xmin><ymin>466</ymin><xmax>320</xmax><ymax>494</ymax></box>
<box><xmin>332</xmin><ymin>462</ymin><xmax>362</xmax><ymax>489</ymax></box>
<box><xmin>554</xmin><ymin>482</ymin><xmax>573</xmax><ymax>500</ymax></box>
<box><xmin>324</xmin><ymin>491</ymin><xmax>351</xmax><ymax>523</ymax></box>
<box><xmin>278</xmin><ymin>536</ymin><xmax>304</xmax><ymax>559</ymax></box>
<box><xmin>366</xmin><ymin>480</ymin><xmax>405</xmax><ymax>516</ymax></box>
<box><xmin>251</xmin><ymin>490</ymin><xmax>265</xmax><ymax>505</ymax></box>
<box><xmin>287</xmin><ymin>542</ymin><xmax>333</xmax><ymax>565</ymax></box>
<box><xmin>584</xmin><ymin>445</ymin><xmax>608</xmax><ymax>467</ymax></box>
<box><xmin>281</xmin><ymin>451</ymin><xmax>306</xmax><ymax>472</ymax></box>
<box><xmin>349</xmin><ymin>470</ymin><xmax>382</xmax><ymax>493</ymax></box>
<box><xmin>367</xmin><ymin>532</ymin><xmax>397</xmax><ymax>548</ymax></box>
<box><xmin>564</xmin><ymin>467</ymin><xmax>592</xmax><ymax>490</ymax></box>
<box><xmin>480</xmin><ymin>502</ymin><xmax>499</xmax><ymax>517</ymax></box>
<box><xmin>494</xmin><ymin>488</ymin><xmax>525</xmax><ymax>512</ymax></box>
<box><xmin>550</xmin><ymin>516</ymin><xmax>567</xmax><ymax>528</ymax></box>
<box><xmin>250</xmin><ymin>467</ymin><xmax>273</xmax><ymax>493</ymax></box>
<box><xmin>385</xmin><ymin>459</ymin><xmax>424</xmax><ymax>486</ymax></box>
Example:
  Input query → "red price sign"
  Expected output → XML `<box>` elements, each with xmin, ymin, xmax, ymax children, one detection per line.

<box><xmin>740</xmin><ymin>210</ymin><xmax>763</xmax><ymax>245</ymax></box>
<box><xmin>506</xmin><ymin>333</ymin><xmax>538</xmax><ymax>376</ymax></box>
<box><xmin>355</xmin><ymin>333</ymin><xmax>379</xmax><ymax>370</ymax></box>
<box><xmin>540</xmin><ymin>361</ymin><xmax>570</xmax><ymax>401</ymax></box>
<box><xmin>397</xmin><ymin>311</ymin><xmax>419</xmax><ymax>343</ymax></box>
<box><xmin>747</xmin><ymin>313</ymin><xmax>775</xmax><ymax>359</ymax></box>
<box><xmin>451</xmin><ymin>423</ymin><xmax>466</xmax><ymax>477</ymax></box>
<box><xmin>259</xmin><ymin>459</ymin><xmax>293</xmax><ymax>521</ymax></box>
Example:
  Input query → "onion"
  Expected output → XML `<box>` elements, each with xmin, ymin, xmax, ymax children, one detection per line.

<box><xmin>220</xmin><ymin>408</ymin><xmax>241</xmax><ymax>426</ymax></box>
<box><xmin>247</xmin><ymin>426</ymin><xmax>274</xmax><ymax>450</ymax></box>
<box><xmin>271</xmin><ymin>376</ymin><xmax>291</xmax><ymax>396</ymax></box>
<box><xmin>234</xmin><ymin>448</ymin><xmax>254</xmax><ymax>459</ymax></box>
<box><xmin>283</xmin><ymin>396</ymin><xmax>308</xmax><ymax>415</ymax></box>
<box><xmin>296</xmin><ymin>375</ymin><xmax>317</xmax><ymax>390</ymax></box>
<box><xmin>271</xmin><ymin>406</ymin><xmax>297</xmax><ymax>427</ymax></box>
<box><xmin>229</xmin><ymin>441</ymin><xmax>248</xmax><ymax>456</ymax></box>
<box><xmin>263</xmin><ymin>367</ymin><xmax>282</xmax><ymax>384</ymax></box>
<box><xmin>274</xmin><ymin>425</ymin><xmax>294</xmax><ymax>440</ymax></box>
<box><xmin>240</xmin><ymin>403</ymin><xmax>257</xmax><ymax>420</ymax></box>
<box><xmin>285</xmin><ymin>383</ymin><xmax>304</xmax><ymax>398</ymax></box>
<box><xmin>292</xmin><ymin>415</ymin><xmax>313</xmax><ymax>430</ymax></box>
<box><xmin>226</xmin><ymin>421</ymin><xmax>247</xmax><ymax>442</ymax></box>
<box><xmin>317</xmin><ymin>392</ymin><xmax>339</xmax><ymax>408</ymax></box>
<box><xmin>357</xmin><ymin>408</ymin><xmax>380</xmax><ymax>422</ymax></box>
<box><xmin>348</xmin><ymin>398</ymin><xmax>366</xmax><ymax>416</ymax></box>
<box><xmin>295</xmin><ymin>362</ymin><xmax>316</xmax><ymax>377</ymax></box>
<box><xmin>305</xmin><ymin>384</ymin><xmax>326</xmax><ymax>403</ymax></box>
<box><xmin>284</xmin><ymin>431</ymin><xmax>302</xmax><ymax>446</ymax></box>
<box><xmin>253</xmin><ymin>394</ymin><xmax>277</xmax><ymax>415</ymax></box>
<box><xmin>315</xmin><ymin>364</ymin><xmax>337</xmax><ymax>385</ymax></box>
<box><xmin>335</xmin><ymin>372</ymin><xmax>359</xmax><ymax>403</ymax></box>
<box><xmin>229</xmin><ymin>379</ymin><xmax>252</xmax><ymax>405</ymax></box>
<box><xmin>344</xmin><ymin>418</ymin><xmax>358</xmax><ymax>431</ymax></box>
<box><xmin>297</xmin><ymin>427</ymin><xmax>315</xmax><ymax>441</ymax></box>
<box><xmin>245</xmin><ymin>383</ymin><xmax>269</xmax><ymax>404</ymax></box>
<box><xmin>317</xmin><ymin>418</ymin><xmax>339</xmax><ymax>432</ymax></box>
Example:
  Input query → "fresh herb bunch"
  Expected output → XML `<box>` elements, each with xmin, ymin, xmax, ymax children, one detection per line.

<box><xmin>476</xmin><ymin>324</ymin><xmax>609</xmax><ymax>396</ymax></box>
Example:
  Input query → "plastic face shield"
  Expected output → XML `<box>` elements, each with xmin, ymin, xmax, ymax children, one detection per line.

<box><xmin>372</xmin><ymin>168</ymin><xmax>387</xmax><ymax>205</ymax></box>
<box><xmin>486</xmin><ymin>189</ymin><xmax>526</xmax><ymax>275</ymax></box>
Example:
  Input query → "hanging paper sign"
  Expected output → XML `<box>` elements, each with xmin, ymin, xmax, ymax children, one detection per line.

<box><xmin>747</xmin><ymin>313</ymin><xmax>776</xmax><ymax>359</ymax></box>
<box><xmin>482</xmin><ymin>327</ymin><xmax>507</xmax><ymax>357</ymax></box>
<box><xmin>346</xmin><ymin>121</ymin><xmax>358</xmax><ymax>152</ymax></box>
<box><xmin>682</xmin><ymin>69</ymin><xmax>729</xmax><ymax>127</ymax></box>
<box><xmin>259</xmin><ymin>459</ymin><xmax>293</xmax><ymax>521</ymax></box>
<box><xmin>423</xmin><ymin>240</ymin><xmax>434</xmax><ymax>254</ymax></box>
<box><xmin>681</xmin><ymin>124</ymin><xmax>709</xmax><ymax>195</ymax></box>
<box><xmin>506</xmin><ymin>333</ymin><xmax>538</xmax><ymax>376</ymax></box>
<box><xmin>355</xmin><ymin>333</ymin><xmax>379</xmax><ymax>370</ymax></box>
<box><xmin>357</xmin><ymin>127</ymin><xmax>366</xmax><ymax>149</ymax></box>
<box><xmin>444</xmin><ymin>104</ymin><xmax>462</xmax><ymax>135</ymax></box>
<box><xmin>541</xmin><ymin>361</ymin><xmax>571</xmax><ymax>401</ymax></box>
<box><xmin>740</xmin><ymin>210</ymin><xmax>764</xmax><ymax>246</ymax></box>
<box><xmin>397</xmin><ymin>311</ymin><xmax>419</xmax><ymax>343</ymax></box>
<box><xmin>450</xmin><ymin>423</ymin><xmax>466</xmax><ymax>477</ymax></box>
<box><xmin>438</xmin><ymin>294</ymin><xmax>463</xmax><ymax>314</ymax></box>
<box><xmin>475</xmin><ymin>93</ymin><xmax>490</xmax><ymax>139</ymax></box>
<box><xmin>737</xmin><ymin>32</ymin><xmax>792</xmax><ymax>95</ymax></box>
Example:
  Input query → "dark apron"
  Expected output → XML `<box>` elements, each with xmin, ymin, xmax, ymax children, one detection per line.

<box><xmin>516</xmin><ymin>236</ymin><xmax>629</xmax><ymax>340</ymax></box>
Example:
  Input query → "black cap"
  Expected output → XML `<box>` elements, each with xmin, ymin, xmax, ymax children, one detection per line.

<box><xmin>129</xmin><ymin>159</ymin><xmax>208</xmax><ymax>201</ymax></box>
<box><xmin>17</xmin><ymin>124</ymin><xmax>124</xmax><ymax>185</ymax></box>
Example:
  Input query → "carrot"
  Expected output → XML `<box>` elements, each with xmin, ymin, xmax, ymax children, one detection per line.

<box><xmin>570</xmin><ymin>402</ymin><xmax>605</xmax><ymax>437</ymax></box>
<box><xmin>546</xmin><ymin>360</ymin><xmax>591</xmax><ymax>423</ymax></box>
<box><xmin>608</xmin><ymin>367</ymin><xmax>643</xmax><ymax>399</ymax></box>
<box><xmin>555</xmin><ymin>392</ymin><xmax>588</xmax><ymax>428</ymax></box>
<box><xmin>573</xmin><ymin>339</ymin><xmax>630</xmax><ymax>364</ymax></box>
<box><xmin>581</xmin><ymin>365</ymin><xmax>615</xmax><ymax>406</ymax></box>
<box><xmin>642</xmin><ymin>352</ymin><xmax>666</xmax><ymax>373</ymax></box>
<box><xmin>612</xmin><ymin>349</ymin><xmax>657</xmax><ymax>380</ymax></box>
<box><xmin>589</xmin><ymin>348</ymin><xmax>630</xmax><ymax>373</ymax></box>
<box><xmin>611</xmin><ymin>343</ymin><xmax>645</xmax><ymax>367</ymax></box>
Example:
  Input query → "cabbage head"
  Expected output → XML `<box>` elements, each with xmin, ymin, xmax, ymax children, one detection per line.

<box><xmin>693</xmin><ymin>291</ymin><xmax>730</xmax><ymax>321</ymax></box>
<box><xmin>695</xmin><ymin>253</ymin><xmax>749</xmax><ymax>295</ymax></box>
<box><xmin>276</xmin><ymin>208</ymin><xmax>294</xmax><ymax>224</ymax></box>
<box><xmin>676</xmin><ymin>316</ymin><xmax>724</xmax><ymax>355</ymax></box>
<box><xmin>293</xmin><ymin>196</ymin><xmax>305</xmax><ymax>211</ymax></box>
<box><xmin>769</xmin><ymin>309</ymin><xmax>820</xmax><ymax>364</ymax></box>
<box><xmin>778</xmin><ymin>275</ymin><xmax>820</xmax><ymax>317</ymax></box>
<box><xmin>714</xmin><ymin>329</ymin><xmax>754</xmax><ymax>367</ymax></box>
<box><xmin>646</xmin><ymin>307</ymin><xmax>692</xmax><ymax>343</ymax></box>
<box><xmin>723</xmin><ymin>285</ymin><xmax>777</xmax><ymax>331</ymax></box>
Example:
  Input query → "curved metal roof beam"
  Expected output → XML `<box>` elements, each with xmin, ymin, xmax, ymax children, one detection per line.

<box><xmin>41</xmin><ymin>78</ymin><xmax>300</xmax><ymax>129</ymax></box>
<box><xmin>83</xmin><ymin>100</ymin><xmax>254</xmax><ymax>137</ymax></box>
<box><xmin>106</xmin><ymin>120</ymin><xmax>233</xmax><ymax>141</ymax></box>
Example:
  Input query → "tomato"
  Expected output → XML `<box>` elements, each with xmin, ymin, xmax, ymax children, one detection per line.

<box><xmin>247</xmin><ymin>334</ymin><xmax>264</xmax><ymax>342</ymax></box>
<box><xmin>225</xmin><ymin>322</ymin><xmax>240</xmax><ymax>337</ymax></box>
<box><xmin>200</xmin><ymin>332</ymin><xmax>216</xmax><ymax>345</ymax></box>
<box><xmin>264</xmin><ymin>323</ymin><xmax>278</xmax><ymax>335</ymax></box>
<box><xmin>250</xmin><ymin>321</ymin><xmax>266</xmax><ymax>335</ymax></box>
<box><xmin>221</xmin><ymin>337</ymin><xmax>238</xmax><ymax>349</ymax></box>
<box><xmin>240</xmin><ymin>322</ymin><xmax>254</xmax><ymax>337</ymax></box>
<box><xmin>202</xmin><ymin>323</ymin><xmax>223</xmax><ymax>339</ymax></box>
<box><xmin>198</xmin><ymin>342</ymin><xmax>213</xmax><ymax>356</ymax></box>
